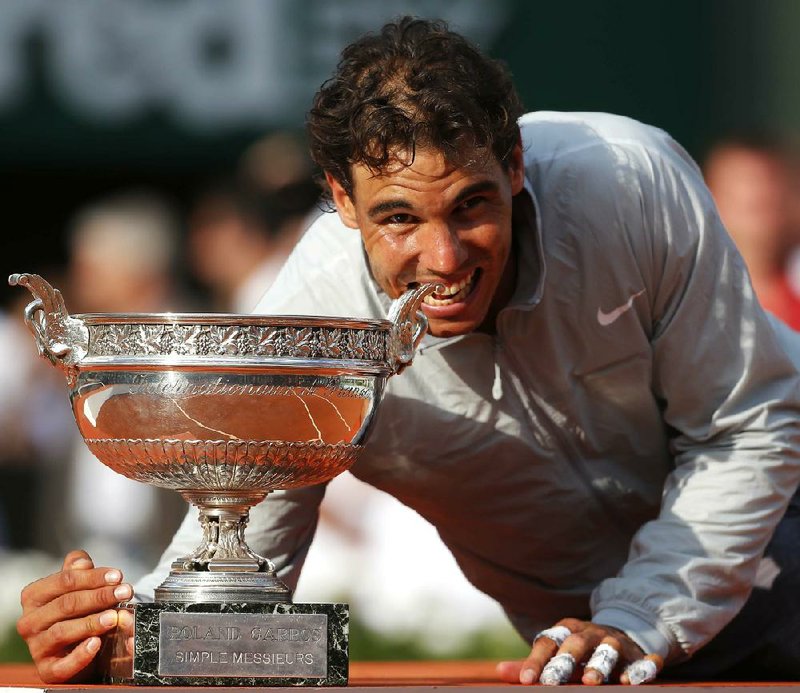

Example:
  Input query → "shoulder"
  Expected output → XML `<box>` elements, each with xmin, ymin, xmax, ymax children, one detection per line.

<box><xmin>520</xmin><ymin>111</ymin><xmax>685</xmax><ymax>161</ymax></box>
<box><xmin>519</xmin><ymin>111</ymin><xmax>703</xmax><ymax>189</ymax></box>
<box><xmin>519</xmin><ymin>111</ymin><xmax>713</xmax><ymax>231</ymax></box>
<box><xmin>290</xmin><ymin>210</ymin><xmax>364</xmax><ymax>272</ymax></box>
<box><xmin>253</xmin><ymin>211</ymin><xmax>384</xmax><ymax>319</ymax></box>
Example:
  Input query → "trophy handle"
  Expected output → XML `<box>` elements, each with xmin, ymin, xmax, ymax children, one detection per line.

<box><xmin>8</xmin><ymin>273</ymin><xmax>89</xmax><ymax>379</ymax></box>
<box><xmin>387</xmin><ymin>283</ymin><xmax>441</xmax><ymax>373</ymax></box>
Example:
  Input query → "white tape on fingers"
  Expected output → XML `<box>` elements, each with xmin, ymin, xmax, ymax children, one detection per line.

<box><xmin>585</xmin><ymin>643</ymin><xmax>619</xmax><ymax>682</ymax></box>
<box><xmin>533</xmin><ymin>625</ymin><xmax>572</xmax><ymax>648</ymax></box>
<box><xmin>624</xmin><ymin>658</ymin><xmax>658</xmax><ymax>686</ymax></box>
<box><xmin>539</xmin><ymin>653</ymin><xmax>576</xmax><ymax>686</ymax></box>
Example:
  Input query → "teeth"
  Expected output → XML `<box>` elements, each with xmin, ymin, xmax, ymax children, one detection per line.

<box><xmin>422</xmin><ymin>271</ymin><xmax>476</xmax><ymax>306</ymax></box>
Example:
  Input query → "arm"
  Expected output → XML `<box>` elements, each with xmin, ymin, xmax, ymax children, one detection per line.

<box><xmin>590</xmin><ymin>137</ymin><xmax>800</xmax><ymax>663</ymax></box>
<box><xmin>500</xmin><ymin>129</ymin><xmax>800</xmax><ymax>685</ymax></box>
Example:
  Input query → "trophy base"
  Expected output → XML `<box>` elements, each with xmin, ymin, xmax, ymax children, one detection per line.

<box><xmin>102</xmin><ymin>601</ymin><xmax>348</xmax><ymax>686</ymax></box>
<box><xmin>156</xmin><ymin>565</ymin><xmax>292</xmax><ymax>603</ymax></box>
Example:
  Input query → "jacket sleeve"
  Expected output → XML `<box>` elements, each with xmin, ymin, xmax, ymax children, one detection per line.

<box><xmin>590</xmin><ymin>137</ymin><xmax>800</xmax><ymax>663</ymax></box>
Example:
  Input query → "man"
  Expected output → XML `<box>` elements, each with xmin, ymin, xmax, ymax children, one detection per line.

<box><xmin>704</xmin><ymin>136</ymin><xmax>800</xmax><ymax>330</ymax></box>
<box><xmin>17</xmin><ymin>17</ymin><xmax>800</xmax><ymax>685</ymax></box>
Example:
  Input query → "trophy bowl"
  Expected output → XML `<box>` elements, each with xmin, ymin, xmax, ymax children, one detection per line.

<box><xmin>9</xmin><ymin>273</ymin><xmax>436</xmax><ymax>604</ymax></box>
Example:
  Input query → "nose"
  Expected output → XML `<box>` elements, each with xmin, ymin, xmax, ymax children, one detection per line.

<box><xmin>419</xmin><ymin>221</ymin><xmax>468</xmax><ymax>276</ymax></box>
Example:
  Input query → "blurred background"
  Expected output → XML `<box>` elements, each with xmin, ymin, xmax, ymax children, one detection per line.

<box><xmin>2</xmin><ymin>0</ymin><xmax>800</xmax><ymax>665</ymax></box>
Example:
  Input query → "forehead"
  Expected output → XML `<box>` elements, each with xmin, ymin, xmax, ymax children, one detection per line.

<box><xmin>351</xmin><ymin>146</ymin><xmax>501</xmax><ymax>197</ymax></box>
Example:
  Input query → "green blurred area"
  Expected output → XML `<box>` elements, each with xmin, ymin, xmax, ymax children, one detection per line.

<box><xmin>0</xmin><ymin>627</ymin><xmax>31</xmax><ymax>664</ymax></box>
<box><xmin>2</xmin><ymin>0</ymin><xmax>794</xmax><ymax>168</ymax></box>
<box><xmin>4</xmin><ymin>0</ymin><xmax>800</xmax><ymax>290</ymax></box>
<box><xmin>349</xmin><ymin>617</ymin><xmax>529</xmax><ymax>662</ymax></box>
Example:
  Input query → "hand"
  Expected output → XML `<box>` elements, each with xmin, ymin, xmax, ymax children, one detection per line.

<box><xmin>16</xmin><ymin>550</ymin><xmax>134</xmax><ymax>683</ymax></box>
<box><xmin>497</xmin><ymin>618</ymin><xmax>664</xmax><ymax>685</ymax></box>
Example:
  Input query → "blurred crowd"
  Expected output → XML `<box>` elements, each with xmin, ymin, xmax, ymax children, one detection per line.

<box><xmin>2</xmin><ymin>129</ymin><xmax>800</xmax><ymax>654</ymax></box>
<box><xmin>704</xmin><ymin>135</ymin><xmax>800</xmax><ymax>329</ymax></box>
<box><xmin>0</xmin><ymin>132</ymin><xmax>321</xmax><ymax>573</ymax></box>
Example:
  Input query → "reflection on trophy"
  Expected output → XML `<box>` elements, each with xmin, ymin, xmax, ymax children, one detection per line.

<box><xmin>10</xmin><ymin>273</ymin><xmax>436</xmax><ymax>687</ymax></box>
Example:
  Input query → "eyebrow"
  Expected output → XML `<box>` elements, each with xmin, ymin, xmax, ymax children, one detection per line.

<box><xmin>366</xmin><ymin>179</ymin><xmax>500</xmax><ymax>220</ymax></box>
<box><xmin>367</xmin><ymin>198</ymin><xmax>413</xmax><ymax>219</ymax></box>
<box><xmin>453</xmin><ymin>179</ymin><xmax>500</xmax><ymax>205</ymax></box>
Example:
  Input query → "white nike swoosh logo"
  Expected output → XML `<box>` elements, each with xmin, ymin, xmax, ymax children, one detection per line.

<box><xmin>597</xmin><ymin>289</ymin><xmax>646</xmax><ymax>327</ymax></box>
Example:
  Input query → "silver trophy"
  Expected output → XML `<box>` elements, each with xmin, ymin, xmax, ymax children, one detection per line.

<box><xmin>10</xmin><ymin>273</ymin><xmax>436</xmax><ymax>686</ymax></box>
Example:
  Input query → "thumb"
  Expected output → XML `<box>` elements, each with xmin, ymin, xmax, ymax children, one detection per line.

<box><xmin>496</xmin><ymin>660</ymin><xmax>523</xmax><ymax>683</ymax></box>
<box><xmin>63</xmin><ymin>550</ymin><xmax>95</xmax><ymax>571</ymax></box>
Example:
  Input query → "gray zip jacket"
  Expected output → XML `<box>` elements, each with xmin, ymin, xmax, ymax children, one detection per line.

<box><xmin>137</xmin><ymin>112</ymin><xmax>800</xmax><ymax>664</ymax></box>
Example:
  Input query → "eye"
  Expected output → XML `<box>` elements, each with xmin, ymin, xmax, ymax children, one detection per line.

<box><xmin>382</xmin><ymin>213</ymin><xmax>416</xmax><ymax>225</ymax></box>
<box><xmin>457</xmin><ymin>196</ymin><xmax>486</xmax><ymax>212</ymax></box>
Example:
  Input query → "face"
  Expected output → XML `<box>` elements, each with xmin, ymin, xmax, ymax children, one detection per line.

<box><xmin>706</xmin><ymin>146</ymin><xmax>794</xmax><ymax>264</ymax></box>
<box><xmin>327</xmin><ymin>144</ymin><xmax>525</xmax><ymax>337</ymax></box>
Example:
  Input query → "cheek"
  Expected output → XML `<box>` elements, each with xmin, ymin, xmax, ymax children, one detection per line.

<box><xmin>370</xmin><ymin>234</ymin><xmax>416</xmax><ymax>269</ymax></box>
<box><xmin>469</xmin><ymin>222</ymin><xmax>510</xmax><ymax>260</ymax></box>
<box><xmin>365</xmin><ymin>240</ymin><xmax>409</xmax><ymax>290</ymax></box>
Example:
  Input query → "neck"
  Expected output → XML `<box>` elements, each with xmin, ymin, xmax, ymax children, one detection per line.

<box><xmin>477</xmin><ymin>195</ymin><xmax>530</xmax><ymax>334</ymax></box>
<box><xmin>478</xmin><ymin>249</ymin><xmax>517</xmax><ymax>334</ymax></box>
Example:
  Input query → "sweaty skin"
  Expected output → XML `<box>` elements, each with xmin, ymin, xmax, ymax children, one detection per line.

<box><xmin>326</xmin><ymin>144</ymin><xmax>524</xmax><ymax>337</ymax></box>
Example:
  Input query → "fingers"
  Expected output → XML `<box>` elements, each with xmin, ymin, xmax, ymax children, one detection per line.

<box><xmin>621</xmin><ymin>655</ymin><xmax>664</xmax><ymax>685</ymax></box>
<box><xmin>512</xmin><ymin>620</ymin><xmax>584</xmax><ymax>685</ymax></box>
<box><xmin>506</xmin><ymin>620</ymin><xmax>653</xmax><ymax>686</ymax></box>
<box><xmin>62</xmin><ymin>550</ymin><xmax>94</xmax><ymax>571</ymax></box>
<box><xmin>34</xmin><ymin>606</ymin><xmax>138</xmax><ymax>683</ymax></box>
<box><xmin>16</xmin><ymin>551</ymin><xmax>133</xmax><ymax>685</ymax></box>
<box><xmin>20</xmin><ymin>564</ymin><xmax>128</xmax><ymax>613</ymax></box>
<box><xmin>540</xmin><ymin>652</ymin><xmax>579</xmax><ymax>686</ymax></box>
<box><xmin>582</xmin><ymin>639</ymin><xmax>621</xmax><ymax>685</ymax></box>
<box><xmin>17</xmin><ymin>554</ymin><xmax>132</xmax><ymax>677</ymax></box>
<box><xmin>495</xmin><ymin>660</ymin><xmax>523</xmax><ymax>683</ymax></box>
<box><xmin>37</xmin><ymin>636</ymin><xmax>103</xmax><ymax>684</ymax></box>
<box><xmin>26</xmin><ymin>609</ymin><xmax>119</xmax><ymax>663</ymax></box>
<box><xmin>518</xmin><ymin>630</ymin><xmax>560</xmax><ymax>684</ymax></box>
<box><xmin>19</xmin><ymin>580</ymin><xmax>132</xmax><ymax>640</ymax></box>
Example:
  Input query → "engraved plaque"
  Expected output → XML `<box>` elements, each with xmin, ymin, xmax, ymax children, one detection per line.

<box><xmin>158</xmin><ymin>613</ymin><xmax>328</xmax><ymax>678</ymax></box>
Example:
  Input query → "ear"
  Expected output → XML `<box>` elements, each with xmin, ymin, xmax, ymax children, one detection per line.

<box><xmin>508</xmin><ymin>141</ymin><xmax>525</xmax><ymax>196</ymax></box>
<box><xmin>325</xmin><ymin>172</ymin><xmax>359</xmax><ymax>229</ymax></box>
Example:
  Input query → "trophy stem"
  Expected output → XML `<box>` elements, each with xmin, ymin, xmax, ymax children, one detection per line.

<box><xmin>181</xmin><ymin>500</ymin><xmax>270</xmax><ymax>573</ymax></box>
<box><xmin>154</xmin><ymin>490</ymin><xmax>291</xmax><ymax>603</ymax></box>
<box><xmin>195</xmin><ymin>510</ymin><xmax>272</xmax><ymax>571</ymax></box>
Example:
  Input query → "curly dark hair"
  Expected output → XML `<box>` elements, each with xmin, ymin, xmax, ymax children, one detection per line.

<box><xmin>307</xmin><ymin>16</ymin><xmax>524</xmax><ymax>200</ymax></box>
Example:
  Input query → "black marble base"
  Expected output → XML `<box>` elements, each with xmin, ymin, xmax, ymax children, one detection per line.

<box><xmin>102</xmin><ymin>601</ymin><xmax>348</xmax><ymax>686</ymax></box>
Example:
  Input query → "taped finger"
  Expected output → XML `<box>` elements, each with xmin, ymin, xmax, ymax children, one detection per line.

<box><xmin>539</xmin><ymin>653</ymin><xmax>576</xmax><ymax>686</ymax></box>
<box><xmin>624</xmin><ymin>658</ymin><xmax>658</xmax><ymax>685</ymax></box>
<box><xmin>585</xmin><ymin>643</ymin><xmax>619</xmax><ymax>683</ymax></box>
<box><xmin>533</xmin><ymin>625</ymin><xmax>572</xmax><ymax>648</ymax></box>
